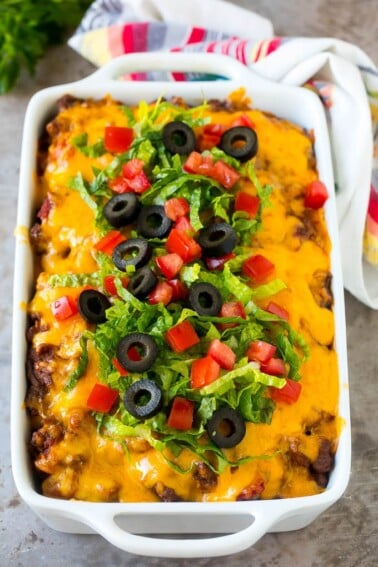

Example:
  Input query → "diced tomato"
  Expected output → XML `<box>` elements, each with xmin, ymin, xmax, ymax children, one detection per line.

<box><xmin>109</xmin><ymin>175</ymin><xmax>132</xmax><ymax>194</ymax></box>
<box><xmin>204</xmin><ymin>124</ymin><xmax>227</xmax><ymax>136</ymax></box>
<box><xmin>156</xmin><ymin>253</ymin><xmax>183</xmax><ymax>279</ymax></box>
<box><xmin>94</xmin><ymin>231</ymin><xmax>125</xmax><ymax>255</ymax></box>
<box><xmin>113</xmin><ymin>347</ymin><xmax>140</xmax><ymax>376</ymax></box>
<box><xmin>220</xmin><ymin>301</ymin><xmax>247</xmax><ymax>328</ymax></box>
<box><xmin>242</xmin><ymin>254</ymin><xmax>275</xmax><ymax>283</ymax></box>
<box><xmin>221</xmin><ymin>301</ymin><xmax>246</xmax><ymax>319</ymax></box>
<box><xmin>166</xmin><ymin>320</ymin><xmax>200</xmax><ymax>353</ymax></box>
<box><xmin>304</xmin><ymin>180</ymin><xmax>328</xmax><ymax>209</ymax></box>
<box><xmin>207</xmin><ymin>339</ymin><xmax>236</xmax><ymax>370</ymax></box>
<box><xmin>231</xmin><ymin>114</ymin><xmax>255</xmax><ymax>129</ymax></box>
<box><xmin>190</xmin><ymin>355</ymin><xmax>220</xmax><ymax>388</ymax></box>
<box><xmin>164</xmin><ymin>197</ymin><xmax>190</xmax><ymax>221</ymax></box>
<box><xmin>199</xmin><ymin>124</ymin><xmax>227</xmax><ymax>149</ymax></box>
<box><xmin>197</xmin><ymin>133</ymin><xmax>221</xmax><ymax>151</ymax></box>
<box><xmin>235</xmin><ymin>192</ymin><xmax>260</xmax><ymax>218</ymax></box>
<box><xmin>124</xmin><ymin>171</ymin><xmax>151</xmax><ymax>194</ymax></box>
<box><xmin>104</xmin><ymin>126</ymin><xmax>133</xmax><ymax>153</ymax></box>
<box><xmin>104</xmin><ymin>275</ymin><xmax>129</xmax><ymax>296</ymax></box>
<box><xmin>148</xmin><ymin>281</ymin><xmax>173</xmax><ymax>306</ymax></box>
<box><xmin>51</xmin><ymin>295</ymin><xmax>78</xmax><ymax>321</ymax></box>
<box><xmin>197</xmin><ymin>154</ymin><xmax>215</xmax><ymax>176</ymax></box>
<box><xmin>246</xmin><ymin>340</ymin><xmax>276</xmax><ymax>364</ymax></box>
<box><xmin>110</xmin><ymin>170</ymin><xmax>150</xmax><ymax>194</ymax></box>
<box><xmin>266</xmin><ymin>301</ymin><xmax>289</xmax><ymax>321</ymax></box>
<box><xmin>128</xmin><ymin>346</ymin><xmax>142</xmax><ymax>361</ymax></box>
<box><xmin>112</xmin><ymin>357</ymin><xmax>128</xmax><ymax>376</ymax></box>
<box><xmin>269</xmin><ymin>378</ymin><xmax>302</xmax><ymax>404</ymax></box>
<box><xmin>86</xmin><ymin>383</ymin><xmax>119</xmax><ymax>413</ymax></box>
<box><xmin>205</xmin><ymin>252</ymin><xmax>235</xmax><ymax>271</ymax></box>
<box><xmin>183</xmin><ymin>151</ymin><xmax>204</xmax><ymax>174</ymax></box>
<box><xmin>174</xmin><ymin>215</ymin><xmax>194</xmax><ymax>234</ymax></box>
<box><xmin>37</xmin><ymin>195</ymin><xmax>52</xmax><ymax>219</ymax></box>
<box><xmin>260</xmin><ymin>357</ymin><xmax>286</xmax><ymax>376</ymax></box>
<box><xmin>167</xmin><ymin>397</ymin><xmax>194</xmax><ymax>430</ymax></box>
<box><xmin>167</xmin><ymin>279</ymin><xmax>188</xmax><ymax>301</ymax></box>
<box><xmin>199</xmin><ymin>121</ymin><xmax>255</xmax><ymax>150</ymax></box>
<box><xmin>183</xmin><ymin>152</ymin><xmax>214</xmax><ymax>176</ymax></box>
<box><xmin>211</xmin><ymin>160</ymin><xmax>240</xmax><ymax>189</ymax></box>
<box><xmin>166</xmin><ymin>228</ymin><xmax>201</xmax><ymax>263</ymax></box>
<box><xmin>183</xmin><ymin>152</ymin><xmax>240</xmax><ymax>190</ymax></box>
<box><xmin>122</xmin><ymin>158</ymin><xmax>144</xmax><ymax>179</ymax></box>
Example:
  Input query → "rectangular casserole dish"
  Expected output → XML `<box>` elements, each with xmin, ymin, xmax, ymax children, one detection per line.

<box><xmin>11</xmin><ymin>52</ymin><xmax>351</xmax><ymax>558</ymax></box>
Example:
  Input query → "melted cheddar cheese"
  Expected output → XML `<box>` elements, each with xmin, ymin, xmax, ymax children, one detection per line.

<box><xmin>27</xmin><ymin>93</ymin><xmax>340</xmax><ymax>503</ymax></box>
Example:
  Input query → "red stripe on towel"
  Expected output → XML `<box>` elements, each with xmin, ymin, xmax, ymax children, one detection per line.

<box><xmin>206</xmin><ymin>41</ymin><xmax>218</xmax><ymax>53</ymax></box>
<box><xmin>266</xmin><ymin>37</ymin><xmax>282</xmax><ymax>55</ymax></box>
<box><xmin>122</xmin><ymin>24</ymin><xmax>134</xmax><ymax>53</ymax></box>
<box><xmin>187</xmin><ymin>27</ymin><xmax>206</xmax><ymax>44</ymax></box>
<box><xmin>122</xmin><ymin>22</ymin><xmax>149</xmax><ymax>53</ymax></box>
<box><xmin>368</xmin><ymin>186</ymin><xmax>378</xmax><ymax>223</ymax></box>
<box><xmin>236</xmin><ymin>40</ymin><xmax>248</xmax><ymax>64</ymax></box>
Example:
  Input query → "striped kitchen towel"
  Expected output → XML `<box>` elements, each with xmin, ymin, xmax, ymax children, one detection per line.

<box><xmin>69</xmin><ymin>0</ymin><xmax>378</xmax><ymax>309</ymax></box>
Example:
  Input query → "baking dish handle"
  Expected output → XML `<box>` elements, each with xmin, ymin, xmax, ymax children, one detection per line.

<box><xmin>85</xmin><ymin>507</ymin><xmax>274</xmax><ymax>558</ymax></box>
<box><xmin>78</xmin><ymin>52</ymin><xmax>261</xmax><ymax>85</ymax></box>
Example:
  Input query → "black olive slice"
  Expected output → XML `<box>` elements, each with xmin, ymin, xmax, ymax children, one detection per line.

<box><xmin>188</xmin><ymin>282</ymin><xmax>222</xmax><ymax>316</ymax></box>
<box><xmin>206</xmin><ymin>407</ymin><xmax>246</xmax><ymax>449</ymax></box>
<box><xmin>112</xmin><ymin>238</ymin><xmax>152</xmax><ymax>271</ymax></box>
<box><xmin>124</xmin><ymin>378</ymin><xmax>163</xmax><ymax>419</ymax></box>
<box><xmin>116</xmin><ymin>333</ymin><xmax>158</xmax><ymax>373</ymax></box>
<box><xmin>78</xmin><ymin>289</ymin><xmax>111</xmax><ymax>324</ymax></box>
<box><xmin>128</xmin><ymin>266</ymin><xmax>157</xmax><ymax>299</ymax></box>
<box><xmin>103</xmin><ymin>193</ymin><xmax>140</xmax><ymax>228</ymax></box>
<box><xmin>198</xmin><ymin>222</ymin><xmax>237</xmax><ymax>257</ymax></box>
<box><xmin>162</xmin><ymin>121</ymin><xmax>196</xmax><ymax>155</ymax></box>
<box><xmin>219</xmin><ymin>126</ymin><xmax>258</xmax><ymax>162</ymax></box>
<box><xmin>137</xmin><ymin>205</ymin><xmax>172</xmax><ymax>239</ymax></box>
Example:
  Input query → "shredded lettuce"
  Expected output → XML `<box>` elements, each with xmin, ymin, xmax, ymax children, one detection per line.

<box><xmin>231</xmin><ymin>212</ymin><xmax>259</xmax><ymax>245</ymax></box>
<box><xmin>48</xmin><ymin>272</ymin><xmax>101</xmax><ymax>288</ymax></box>
<box><xmin>68</xmin><ymin>173</ymin><xmax>97</xmax><ymax>212</ymax></box>
<box><xmin>180</xmin><ymin>264</ymin><xmax>201</xmax><ymax>285</ymax></box>
<box><xmin>209</xmin><ymin>147</ymin><xmax>241</xmax><ymax>170</ymax></box>
<box><xmin>121</xmin><ymin>105</ymin><xmax>136</xmax><ymax>126</ymax></box>
<box><xmin>250</xmin><ymin>278</ymin><xmax>287</xmax><ymax>300</ymax></box>
<box><xmin>127</xmin><ymin>137</ymin><xmax>157</xmax><ymax>167</ymax></box>
<box><xmin>223</xmin><ymin>264</ymin><xmax>253</xmax><ymax>304</ymax></box>
<box><xmin>212</xmin><ymin>193</ymin><xmax>233</xmax><ymax>221</ymax></box>
<box><xmin>71</xmin><ymin>132</ymin><xmax>105</xmax><ymax>158</ymax></box>
<box><xmin>199</xmin><ymin>361</ymin><xmax>286</xmax><ymax>397</ymax></box>
<box><xmin>188</xmin><ymin>187</ymin><xmax>203</xmax><ymax>231</ymax></box>
<box><xmin>238</xmin><ymin>385</ymin><xmax>275</xmax><ymax>424</ymax></box>
<box><xmin>64</xmin><ymin>336</ymin><xmax>89</xmax><ymax>391</ymax></box>
<box><xmin>67</xmin><ymin>173</ymin><xmax>111</xmax><ymax>233</ymax></box>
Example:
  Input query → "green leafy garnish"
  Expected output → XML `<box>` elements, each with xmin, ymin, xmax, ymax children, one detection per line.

<box><xmin>0</xmin><ymin>0</ymin><xmax>92</xmax><ymax>94</ymax></box>
<box><xmin>48</xmin><ymin>272</ymin><xmax>101</xmax><ymax>288</ymax></box>
<box><xmin>67</xmin><ymin>173</ymin><xmax>111</xmax><ymax>234</ymax></box>
<box><xmin>64</xmin><ymin>335</ymin><xmax>89</xmax><ymax>391</ymax></box>
<box><xmin>68</xmin><ymin>173</ymin><xmax>97</xmax><ymax>212</ymax></box>
<box><xmin>199</xmin><ymin>362</ymin><xmax>286</xmax><ymax>397</ymax></box>
<box><xmin>71</xmin><ymin>133</ymin><xmax>105</xmax><ymax>158</ymax></box>
<box><xmin>250</xmin><ymin>278</ymin><xmax>287</xmax><ymax>300</ymax></box>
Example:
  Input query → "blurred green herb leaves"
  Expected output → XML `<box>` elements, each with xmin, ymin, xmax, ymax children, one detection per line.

<box><xmin>0</xmin><ymin>0</ymin><xmax>91</xmax><ymax>94</ymax></box>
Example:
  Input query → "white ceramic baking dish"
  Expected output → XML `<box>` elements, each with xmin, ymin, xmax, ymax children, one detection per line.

<box><xmin>11</xmin><ymin>52</ymin><xmax>351</xmax><ymax>558</ymax></box>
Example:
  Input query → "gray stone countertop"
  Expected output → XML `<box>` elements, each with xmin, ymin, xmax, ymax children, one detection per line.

<box><xmin>1</xmin><ymin>1</ymin><xmax>377</xmax><ymax>565</ymax></box>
